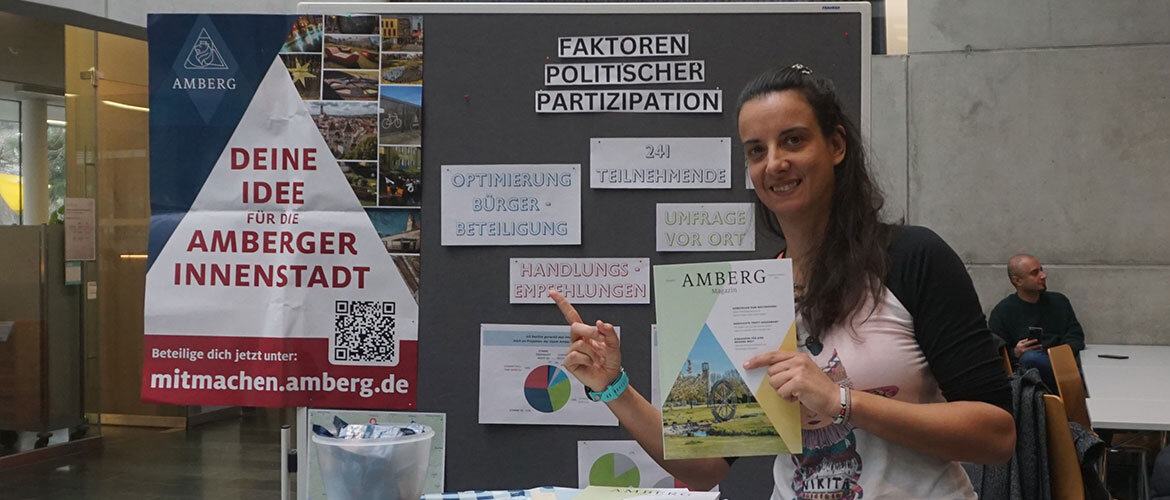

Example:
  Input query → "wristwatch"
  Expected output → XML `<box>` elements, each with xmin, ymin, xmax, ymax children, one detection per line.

<box><xmin>586</xmin><ymin>369</ymin><xmax>629</xmax><ymax>402</ymax></box>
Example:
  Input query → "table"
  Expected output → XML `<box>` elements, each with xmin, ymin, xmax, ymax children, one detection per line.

<box><xmin>1082</xmin><ymin>344</ymin><xmax>1170</xmax><ymax>431</ymax></box>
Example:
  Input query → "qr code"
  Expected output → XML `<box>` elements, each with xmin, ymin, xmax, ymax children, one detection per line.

<box><xmin>331</xmin><ymin>300</ymin><xmax>398</xmax><ymax>366</ymax></box>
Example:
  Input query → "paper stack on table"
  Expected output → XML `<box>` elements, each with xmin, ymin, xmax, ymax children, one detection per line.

<box><xmin>421</xmin><ymin>486</ymin><xmax>580</xmax><ymax>500</ymax></box>
<box><xmin>575</xmin><ymin>486</ymin><xmax>719</xmax><ymax>499</ymax></box>
<box><xmin>420</xmin><ymin>486</ymin><xmax>718</xmax><ymax>500</ymax></box>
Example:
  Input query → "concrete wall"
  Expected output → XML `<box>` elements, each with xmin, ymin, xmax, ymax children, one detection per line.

<box><xmin>895</xmin><ymin>1</ymin><xmax>1170</xmax><ymax>344</ymax></box>
<box><xmin>870</xmin><ymin>54</ymin><xmax>909</xmax><ymax>224</ymax></box>
<box><xmin>911</xmin><ymin>0</ymin><xmax>1170</xmax><ymax>53</ymax></box>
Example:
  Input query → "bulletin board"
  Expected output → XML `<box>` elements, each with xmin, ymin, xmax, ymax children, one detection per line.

<box><xmin>298</xmin><ymin>3</ymin><xmax>869</xmax><ymax>498</ymax></box>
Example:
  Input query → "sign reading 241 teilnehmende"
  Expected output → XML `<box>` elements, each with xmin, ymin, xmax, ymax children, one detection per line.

<box><xmin>144</xmin><ymin>14</ymin><xmax>418</xmax><ymax>409</ymax></box>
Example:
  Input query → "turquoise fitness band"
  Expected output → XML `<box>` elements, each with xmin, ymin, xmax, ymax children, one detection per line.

<box><xmin>586</xmin><ymin>369</ymin><xmax>629</xmax><ymax>403</ymax></box>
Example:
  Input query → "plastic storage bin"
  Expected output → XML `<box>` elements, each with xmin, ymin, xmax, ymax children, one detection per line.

<box><xmin>312</xmin><ymin>424</ymin><xmax>434</xmax><ymax>500</ymax></box>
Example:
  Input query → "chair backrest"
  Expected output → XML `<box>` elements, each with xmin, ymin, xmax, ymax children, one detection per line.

<box><xmin>1049</xmin><ymin>344</ymin><xmax>1091</xmax><ymax>429</ymax></box>
<box><xmin>1001</xmin><ymin>345</ymin><xmax>1014</xmax><ymax>375</ymax></box>
<box><xmin>1044</xmin><ymin>394</ymin><xmax>1086</xmax><ymax>500</ymax></box>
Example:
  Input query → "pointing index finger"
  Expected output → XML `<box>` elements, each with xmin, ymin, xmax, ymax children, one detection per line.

<box><xmin>744</xmin><ymin>349</ymin><xmax>797</xmax><ymax>369</ymax></box>
<box><xmin>549</xmin><ymin>289</ymin><xmax>583</xmax><ymax>325</ymax></box>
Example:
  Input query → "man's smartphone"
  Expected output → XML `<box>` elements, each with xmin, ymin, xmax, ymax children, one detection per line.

<box><xmin>1026</xmin><ymin>327</ymin><xmax>1043</xmax><ymax>340</ymax></box>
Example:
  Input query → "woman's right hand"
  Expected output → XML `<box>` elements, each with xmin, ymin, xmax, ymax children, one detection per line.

<box><xmin>550</xmin><ymin>290</ymin><xmax>622</xmax><ymax>392</ymax></box>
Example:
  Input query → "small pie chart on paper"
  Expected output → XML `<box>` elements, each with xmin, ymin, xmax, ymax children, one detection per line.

<box><xmin>479</xmin><ymin>324</ymin><xmax>617</xmax><ymax>426</ymax></box>
<box><xmin>524</xmin><ymin>365</ymin><xmax>571</xmax><ymax>413</ymax></box>
<box><xmin>589</xmin><ymin>452</ymin><xmax>641</xmax><ymax>487</ymax></box>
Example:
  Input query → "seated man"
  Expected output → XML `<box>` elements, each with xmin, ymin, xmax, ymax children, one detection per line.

<box><xmin>988</xmin><ymin>254</ymin><xmax>1086</xmax><ymax>391</ymax></box>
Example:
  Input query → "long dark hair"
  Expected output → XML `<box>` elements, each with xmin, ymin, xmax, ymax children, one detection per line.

<box><xmin>738</xmin><ymin>64</ymin><xmax>891</xmax><ymax>343</ymax></box>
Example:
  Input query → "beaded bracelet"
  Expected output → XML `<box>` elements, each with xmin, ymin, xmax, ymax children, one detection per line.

<box><xmin>832</xmin><ymin>385</ymin><xmax>852</xmax><ymax>425</ymax></box>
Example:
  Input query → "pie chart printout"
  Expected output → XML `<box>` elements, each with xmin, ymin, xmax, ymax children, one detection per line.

<box><xmin>524</xmin><ymin>365</ymin><xmax>571</xmax><ymax>413</ymax></box>
<box><xmin>589</xmin><ymin>452</ymin><xmax>641</xmax><ymax>487</ymax></box>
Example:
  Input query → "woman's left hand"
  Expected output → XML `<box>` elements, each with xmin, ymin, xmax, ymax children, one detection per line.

<box><xmin>744</xmin><ymin>351</ymin><xmax>841</xmax><ymax>418</ymax></box>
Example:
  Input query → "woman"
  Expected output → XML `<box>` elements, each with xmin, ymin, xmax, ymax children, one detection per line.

<box><xmin>552</xmin><ymin>64</ymin><xmax>1014</xmax><ymax>499</ymax></box>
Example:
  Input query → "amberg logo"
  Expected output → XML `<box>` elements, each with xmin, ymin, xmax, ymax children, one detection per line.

<box><xmin>171</xmin><ymin>16</ymin><xmax>240</xmax><ymax>121</ymax></box>
<box><xmin>182</xmin><ymin>29</ymin><xmax>229</xmax><ymax>70</ymax></box>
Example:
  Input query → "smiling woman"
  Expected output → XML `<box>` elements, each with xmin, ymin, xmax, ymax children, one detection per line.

<box><xmin>731</xmin><ymin>64</ymin><xmax>1015</xmax><ymax>499</ymax></box>
<box><xmin>550</xmin><ymin>64</ymin><xmax>1016</xmax><ymax>500</ymax></box>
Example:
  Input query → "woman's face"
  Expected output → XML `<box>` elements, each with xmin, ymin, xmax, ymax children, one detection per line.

<box><xmin>739</xmin><ymin>90</ymin><xmax>845</xmax><ymax>224</ymax></box>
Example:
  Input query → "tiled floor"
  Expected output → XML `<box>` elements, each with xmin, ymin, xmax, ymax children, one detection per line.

<box><xmin>0</xmin><ymin>413</ymin><xmax>285</xmax><ymax>499</ymax></box>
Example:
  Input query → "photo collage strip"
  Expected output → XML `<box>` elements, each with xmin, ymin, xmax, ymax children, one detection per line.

<box><xmin>280</xmin><ymin>15</ymin><xmax>422</xmax><ymax>301</ymax></box>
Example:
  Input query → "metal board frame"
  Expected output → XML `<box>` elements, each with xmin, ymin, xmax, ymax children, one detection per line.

<box><xmin>295</xmin><ymin>3</ymin><xmax>870</xmax><ymax>497</ymax></box>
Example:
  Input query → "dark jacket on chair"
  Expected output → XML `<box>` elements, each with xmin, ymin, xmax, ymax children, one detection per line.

<box><xmin>1068</xmin><ymin>422</ymin><xmax>1110</xmax><ymax>500</ymax></box>
<box><xmin>966</xmin><ymin>368</ymin><xmax>1049</xmax><ymax>500</ymax></box>
<box><xmin>965</xmin><ymin>369</ymin><xmax>1110</xmax><ymax>500</ymax></box>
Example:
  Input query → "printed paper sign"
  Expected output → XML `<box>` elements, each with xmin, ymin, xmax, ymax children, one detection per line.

<box><xmin>545</xmin><ymin>61</ymin><xmax>705</xmax><ymax>86</ymax></box>
<box><xmin>590</xmin><ymin>138</ymin><xmax>730</xmax><ymax>189</ymax></box>
<box><xmin>535</xmin><ymin>90</ymin><xmax>722</xmax><ymax>113</ymax></box>
<box><xmin>64</xmin><ymin>198</ymin><xmax>96</xmax><ymax>261</ymax></box>
<box><xmin>558</xmin><ymin>34</ymin><xmax>688</xmax><ymax>58</ymax></box>
<box><xmin>479</xmin><ymin>324</ymin><xmax>618</xmax><ymax>426</ymax></box>
<box><xmin>578</xmin><ymin>440</ymin><xmax>683</xmax><ymax>489</ymax></box>
<box><xmin>655</xmin><ymin>203</ymin><xmax>755</xmax><ymax>252</ymax></box>
<box><xmin>653</xmin><ymin>259</ymin><xmax>801</xmax><ymax>459</ymax></box>
<box><xmin>510</xmin><ymin>258</ymin><xmax>650</xmax><ymax>304</ymax></box>
<box><xmin>306</xmin><ymin>409</ymin><xmax>446</xmax><ymax>497</ymax></box>
<box><xmin>145</xmin><ymin>14</ymin><xmax>418</xmax><ymax>409</ymax></box>
<box><xmin>441</xmin><ymin>164</ymin><xmax>581</xmax><ymax>246</ymax></box>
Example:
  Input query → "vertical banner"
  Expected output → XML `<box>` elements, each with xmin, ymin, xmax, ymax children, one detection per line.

<box><xmin>144</xmin><ymin>14</ymin><xmax>422</xmax><ymax>409</ymax></box>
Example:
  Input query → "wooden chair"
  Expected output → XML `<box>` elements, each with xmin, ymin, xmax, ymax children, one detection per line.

<box><xmin>1001</xmin><ymin>345</ymin><xmax>1014</xmax><ymax>375</ymax></box>
<box><xmin>1050</xmin><ymin>346</ymin><xmax>1154</xmax><ymax>498</ymax></box>
<box><xmin>1049</xmin><ymin>344</ymin><xmax>1091</xmax><ymax>429</ymax></box>
<box><xmin>1045</xmin><ymin>394</ymin><xmax>1086</xmax><ymax>500</ymax></box>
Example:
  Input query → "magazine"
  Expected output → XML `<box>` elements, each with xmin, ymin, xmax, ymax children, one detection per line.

<box><xmin>653</xmin><ymin>259</ymin><xmax>801</xmax><ymax>459</ymax></box>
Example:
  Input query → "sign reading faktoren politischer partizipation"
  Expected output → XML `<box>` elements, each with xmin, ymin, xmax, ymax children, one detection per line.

<box><xmin>536</xmin><ymin>33</ymin><xmax>723</xmax><ymax>113</ymax></box>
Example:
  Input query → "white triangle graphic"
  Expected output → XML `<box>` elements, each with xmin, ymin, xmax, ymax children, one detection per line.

<box><xmin>184</xmin><ymin>28</ymin><xmax>229</xmax><ymax>70</ymax></box>
<box><xmin>145</xmin><ymin>56</ymin><xmax>417</xmax><ymax>367</ymax></box>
